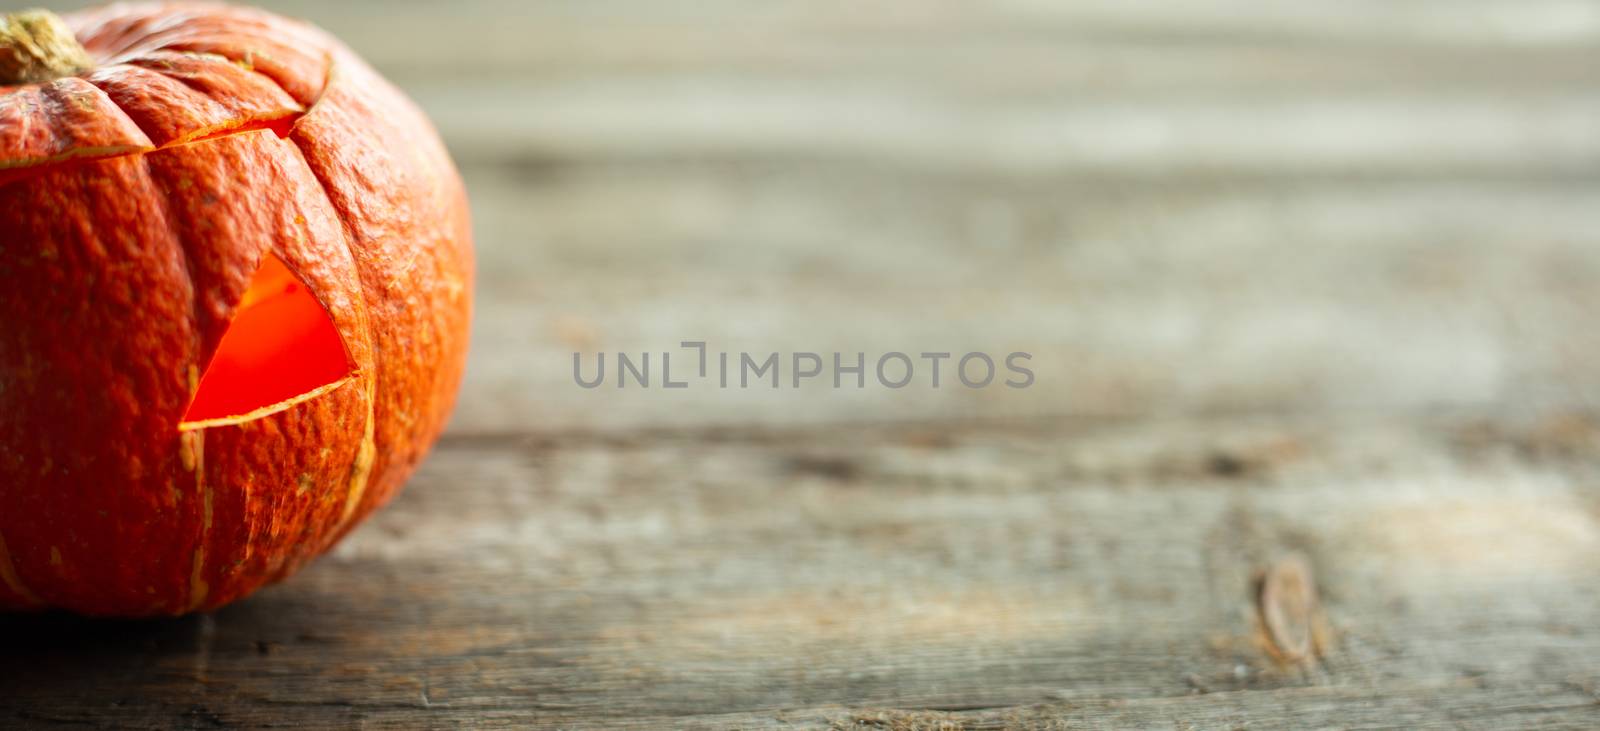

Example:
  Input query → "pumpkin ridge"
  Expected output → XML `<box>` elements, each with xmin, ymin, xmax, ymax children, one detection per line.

<box><xmin>0</xmin><ymin>142</ymin><xmax>150</xmax><ymax>172</ymax></box>
<box><xmin>0</xmin><ymin>77</ymin><xmax>154</xmax><ymax>182</ymax></box>
<box><xmin>140</xmin><ymin>148</ymin><xmax>207</xmax><ymax>396</ymax></box>
<box><xmin>97</xmin><ymin>53</ymin><xmax>303</xmax><ymax>146</ymax></box>
<box><xmin>138</xmin><ymin>147</ymin><xmax>211</xmax><ymax>608</ymax></box>
<box><xmin>0</xmin><ymin>112</ymin><xmax>303</xmax><ymax>186</ymax></box>
<box><xmin>2</xmin><ymin>5</ymin><xmax>336</xmax><ymax>186</ymax></box>
<box><xmin>66</xmin><ymin>3</ymin><xmax>337</xmax><ymax>107</ymax></box>
<box><xmin>1</xmin><ymin>53</ymin><xmax>319</xmax><ymax>186</ymax></box>
<box><xmin>279</xmin><ymin>100</ymin><xmax>383</xmax><ymax>546</ymax></box>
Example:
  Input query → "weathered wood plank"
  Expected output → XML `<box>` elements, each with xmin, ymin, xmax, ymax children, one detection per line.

<box><xmin>416</xmin><ymin>85</ymin><xmax>1600</xmax><ymax>175</ymax></box>
<box><xmin>40</xmin><ymin>2</ymin><xmax>1600</xmax><ymax>173</ymax></box>
<box><xmin>4</xmin><ymin>414</ymin><xmax>1598</xmax><ymax>728</ymax></box>
<box><xmin>46</xmin><ymin>0</ymin><xmax>1600</xmax><ymax>77</ymax></box>
<box><xmin>457</xmin><ymin>167</ymin><xmax>1600</xmax><ymax>432</ymax></box>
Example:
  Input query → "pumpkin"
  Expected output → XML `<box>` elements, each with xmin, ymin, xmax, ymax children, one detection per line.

<box><xmin>0</xmin><ymin>4</ymin><xmax>473</xmax><ymax>615</ymax></box>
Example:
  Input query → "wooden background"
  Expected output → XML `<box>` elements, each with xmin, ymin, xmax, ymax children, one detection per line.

<box><xmin>7</xmin><ymin>1</ymin><xmax>1600</xmax><ymax>728</ymax></box>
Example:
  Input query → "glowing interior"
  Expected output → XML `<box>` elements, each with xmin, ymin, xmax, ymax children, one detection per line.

<box><xmin>181</xmin><ymin>253</ymin><xmax>352</xmax><ymax>426</ymax></box>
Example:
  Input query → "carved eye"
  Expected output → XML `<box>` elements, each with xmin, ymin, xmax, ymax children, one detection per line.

<box><xmin>180</xmin><ymin>253</ymin><xmax>354</xmax><ymax>429</ymax></box>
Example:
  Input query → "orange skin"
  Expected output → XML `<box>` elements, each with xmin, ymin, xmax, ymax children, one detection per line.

<box><xmin>0</xmin><ymin>3</ymin><xmax>473</xmax><ymax>615</ymax></box>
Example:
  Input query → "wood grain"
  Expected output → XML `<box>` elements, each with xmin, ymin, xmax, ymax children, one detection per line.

<box><xmin>5</xmin><ymin>414</ymin><xmax>1600</xmax><ymax>728</ymax></box>
<box><xmin>11</xmin><ymin>1</ymin><xmax>1600</xmax><ymax>728</ymax></box>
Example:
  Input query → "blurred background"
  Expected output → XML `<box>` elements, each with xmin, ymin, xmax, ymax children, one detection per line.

<box><xmin>13</xmin><ymin>1</ymin><xmax>1600</xmax><ymax>728</ymax></box>
<box><xmin>94</xmin><ymin>0</ymin><xmax>1600</xmax><ymax>432</ymax></box>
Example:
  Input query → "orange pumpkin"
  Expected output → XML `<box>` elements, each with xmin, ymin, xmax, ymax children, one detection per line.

<box><xmin>0</xmin><ymin>4</ymin><xmax>473</xmax><ymax>615</ymax></box>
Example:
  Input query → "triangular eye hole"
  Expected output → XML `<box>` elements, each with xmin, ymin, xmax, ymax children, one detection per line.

<box><xmin>180</xmin><ymin>253</ymin><xmax>353</xmax><ymax>429</ymax></box>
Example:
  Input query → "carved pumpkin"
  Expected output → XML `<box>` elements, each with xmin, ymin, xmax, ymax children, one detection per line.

<box><xmin>0</xmin><ymin>4</ymin><xmax>473</xmax><ymax>615</ymax></box>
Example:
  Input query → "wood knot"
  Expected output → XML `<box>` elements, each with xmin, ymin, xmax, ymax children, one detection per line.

<box><xmin>1256</xmin><ymin>553</ymin><xmax>1320</xmax><ymax>663</ymax></box>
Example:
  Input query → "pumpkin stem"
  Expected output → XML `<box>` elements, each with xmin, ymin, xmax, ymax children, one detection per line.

<box><xmin>0</xmin><ymin>9</ymin><xmax>94</xmax><ymax>85</ymax></box>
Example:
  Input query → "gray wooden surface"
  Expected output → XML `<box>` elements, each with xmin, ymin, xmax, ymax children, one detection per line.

<box><xmin>7</xmin><ymin>1</ymin><xmax>1600</xmax><ymax>728</ymax></box>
